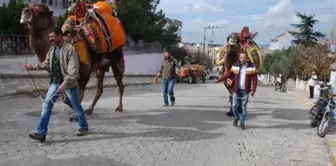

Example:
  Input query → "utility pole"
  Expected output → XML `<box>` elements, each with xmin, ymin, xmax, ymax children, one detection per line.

<box><xmin>203</xmin><ymin>26</ymin><xmax>219</xmax><ymax>56</ymax></box>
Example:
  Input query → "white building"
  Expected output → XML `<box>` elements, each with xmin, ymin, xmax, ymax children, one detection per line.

<box><xmin>0</xmin><ymin>0</ymin><xmax>68</xmax><ymax>17</ymax></box>
<box><xmin>268</xmin><ymin>31</ymin><xmax>294</xmax><ymax>51</ymax></box>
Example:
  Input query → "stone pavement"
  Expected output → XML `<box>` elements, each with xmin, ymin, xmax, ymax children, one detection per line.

<box><xmin>285</xmin><ymin>81</ymin><xmax>336</xmax><ymax>166</ymax></box>
<box><xmin>0</xmin><ymin>82</ymin><xmax>332</xmax><ymax>166</ymax></box>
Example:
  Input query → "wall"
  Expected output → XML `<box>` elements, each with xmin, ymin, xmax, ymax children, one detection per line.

<box><xmin>124</xmin><ymin>52</ymin><xmax>164</xmax><ymax>75</ymax></box>
<box><xmin>295</xmin><ymin>78</ymin><xmax>321</xmax><ymax>97</ymax></box>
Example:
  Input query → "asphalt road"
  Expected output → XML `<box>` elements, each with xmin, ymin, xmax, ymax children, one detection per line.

<box><xmin>0</xmin><ymin>82</ymin><xmax>332</xmax><ymax>166</ymax></box>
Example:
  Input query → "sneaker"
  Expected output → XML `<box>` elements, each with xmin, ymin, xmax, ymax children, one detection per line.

<box><xmin>28</xmin><ymin>132</ymin><xmax>46</xmax><ymax>143</ymax></box>
<box><xmin>171</xmin><ymin>101</ymin><xmax>175</xmax><ymax>106</ymax></box>
<box><xmin>76</xmin><ymin>128</ymin><xmax>88</xmax><ymax>136</ymax></box>
<box><xmin>226</xmin><ymin>111</ymin><xmax>234</xmax><ymax>117</ymax></box>
<box><xmin>163</xmin><ymin>104</ymin><xmax>169</xmax><ymax>107</ymax></box>
<box><xmin>240</xmin><ymin>124</ymin><xmax>245</xmax><ymax>130</ymax></box>
<box><xmin>233</xmin><ymin>119</ymin><xmax>239</xmax><ymax>127</ymax></box>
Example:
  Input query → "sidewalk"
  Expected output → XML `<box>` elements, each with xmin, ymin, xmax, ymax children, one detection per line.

<box><xmin>0</xmin><ymin>55</ymin><xmax>154</xmax><ymax>77</ymax></box>
<box><xmin>286</xmin><ymin>82</ymin><xmax>336</xmax><ymax>166</ymax></box>
<box><xmin>0</xmin><ymin>55</ymin><xmax>159</xmax><ymax>97</ymax></box>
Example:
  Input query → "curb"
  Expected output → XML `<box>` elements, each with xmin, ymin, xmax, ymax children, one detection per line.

<box><xmin>0</xmin><ymin>81</ymin><xmax>158</xmax><ymax>97</ymax></box>
<box><xmin>325</xmin><ymin>135</ymin><xmax>336</xmax><ymax>166</ymax></box>
<box><xmin>0</xmin><ymin>73</ymin><xmax>156</xmax><ymax>79</ymax></box>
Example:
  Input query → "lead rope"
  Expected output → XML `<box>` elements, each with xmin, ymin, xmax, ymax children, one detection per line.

<box><xmin>25</xmin><ymin>53</ymin><xmax>44</xmax><ymax>103</ymax></box>
<box><xmin>25</xmin><ymin>54</ymin><xmax>66</xmax><ymax>105</ymax></box>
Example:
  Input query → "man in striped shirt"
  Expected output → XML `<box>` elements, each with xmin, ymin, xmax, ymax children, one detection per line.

<box><xmin>215</xmin><ymin>52</ymin><xmax>258</xmax><ymax>130</ymax></box>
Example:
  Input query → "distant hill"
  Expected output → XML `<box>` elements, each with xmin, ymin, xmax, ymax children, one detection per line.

<box><xmin>258</xmin><ymin>44</ymin><xmax>270</xmax><ymax>48</ymax></box>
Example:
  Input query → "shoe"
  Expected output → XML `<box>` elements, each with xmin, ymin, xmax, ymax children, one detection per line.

<box><xmin>226</xmin><ymin>111</ymin><xmax>234</xmax><ymax>117</ymax></box>
<box><xmin>171</xmin><ymin>101</ymin><xmax>175</xmax><ymax>106</ymax></box>
<box><xmin>240</xmin><ymin>124</ymin><xmax>245</xmax><ymax>130</ymax></box>
<box><xmin>233</xmin><ymin>119</ymin><xmax>239</xmax><ymax>127</ymax></box>
<box><xmin>76</xmin><ymin>128</ymin><xmax>88</xmax><ymax>136</ymax></box>
<box><xmin>29</xmin><ymin>132</ymin><xmax>46</xmax><ymax>142</ymax></box>
<box><xmin>163</xmin><ymin>104</ymin><xmax>169</xmax><ymax>107</ymax></box>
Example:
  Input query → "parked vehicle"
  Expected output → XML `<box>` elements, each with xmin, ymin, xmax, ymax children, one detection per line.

<box><xmin>309</xmin><ymin>82</ymin><xmax>332</xmax><ymax>127</ymax></box>
<box><xmin>317</xmin><ymin>98</ymin><xmax>336</xmax><ymax>138</ymax></box>
<box><xmin>209</xmin><ymin>71</ymin><xmax>219</xmax><ymax>80</ymax></box>
<box><xmin>275</xmin><ymin>81</ymin><xmax>287</xmax><ymax>92</ymax></box>
<box><xmin>176</xmin><ymin>64</ymin><xmax>206</xmax><ymax>84</ymax></box>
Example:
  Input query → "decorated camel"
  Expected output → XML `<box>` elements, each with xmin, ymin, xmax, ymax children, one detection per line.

<box><xmin>216</xmin><ymin>27</ymin><xmax>261</xmax><ymax>116</ymax></box>
<box><xmin>20</xmin><ymin>0</ymin><xmax>126</xmax><ymax>120</ymax></box>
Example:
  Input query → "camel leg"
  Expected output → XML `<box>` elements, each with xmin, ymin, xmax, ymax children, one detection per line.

<box><xmin>224</xmin><ymin>83</ymin><xmax>234</xmax><ymax>117</ymax></box>
<box><xmin>110</xmin><ymin>52</ymin><xmax>124</xmax><ymax>112</ymax></box>
<box><xmin>85</xmin><ymin>68</ymin><xmax>105</xmax><ymax>115</ymax></box>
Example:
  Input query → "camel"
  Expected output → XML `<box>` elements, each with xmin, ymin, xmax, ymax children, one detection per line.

<box><xmin>217</xmin><ymin>31</ymin><xmax>261</xmax><ymax>116</ymax></box>
<box><xmin>20</xmin><ymin>3</ymin><xmax>126</xmax><ymax>121</ymax></box>
<box><xmin>216</xmin><ymin>33</ymin><xmax>241</xmax><ymax>116</ymax></box>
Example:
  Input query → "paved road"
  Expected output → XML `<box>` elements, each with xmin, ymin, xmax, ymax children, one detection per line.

<box><xmin>0</xmin><ymin>82</ymin><xmax>332</xmax><ymax>166</ymax></box>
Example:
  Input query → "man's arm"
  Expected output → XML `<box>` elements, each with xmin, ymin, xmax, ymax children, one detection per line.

<box><xmin>63</xmin><ymin>46</ymin><xmax>80</xmax><ymax>89</ymax></box>
<box><xmin>251</xmin><ymin>67</ymin><xmax>258</xmax><ymax>92</ymax></box>
<box><xmin>32</xmin><ymin>48</ymin><xmax>52</xmax><ymax>71</ymax></box>
<box><xmin>154</xmin><ymin>62</ymin><xmax>163</xmax><ymax>81</ymax></box>
<box><xmin>216</xmin><ymin>68</ymin><xmax>233</xmax><ymax>82</ymax></box>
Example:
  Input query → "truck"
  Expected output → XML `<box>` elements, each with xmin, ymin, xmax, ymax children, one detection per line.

<box><xmin>176</xmin><ymin>64</ymin><xmax>206</xmax><ymax>84</ymax></box>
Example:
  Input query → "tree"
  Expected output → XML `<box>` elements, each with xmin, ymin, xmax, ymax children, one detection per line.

<box><xmin>297</xmin><ymin>44</ymin><xmax>331</xmax><ymax>80</ymax></box>
<box><xmin>0</xmin><ymin>0</ymin><xmax>26</xmax><ymax>35</ymax></box>
<box><xmin>288</xmin><ymin>12</ymin><xmax>325</xmax><ymax>47</ymax></box>
<box><xmin>57</xmin><ymin>11</ymin><xmax>69</xmax><ymax>27</ymax></box>
<box><xmin>117</xmin><ymin>0</ymin><xmax>178</xmax><ymax>47</ymax></box>
<box><xmin>159</xmin><ymin>25</ymin><xmax>179</xmax><ymax>49</ymax></box>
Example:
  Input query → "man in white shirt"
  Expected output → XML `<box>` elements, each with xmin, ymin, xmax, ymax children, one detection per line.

<box><xmin>308</xmin><ymin>71</ymin><xmax>317</xmax><ymax>98</ymax></box>
<box><xmin>330</xmin><ymin>63</ymin><xmax>336</xmax><ymax>88</ymax></box>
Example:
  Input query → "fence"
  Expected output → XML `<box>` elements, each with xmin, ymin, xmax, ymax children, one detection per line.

<box><xmin>0</xmin><ymin>34</ymin><xmax>163</xmax><ymax>56</ymax></box>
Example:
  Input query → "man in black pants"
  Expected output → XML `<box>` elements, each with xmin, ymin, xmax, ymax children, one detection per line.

<box><xmin>308</xmin><ymin>71</ymin><xmax>317</xmax><ymax>98</ymax></box>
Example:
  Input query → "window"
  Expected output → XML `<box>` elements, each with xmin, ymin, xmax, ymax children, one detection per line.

<box><xmin>41</xmin><ymin>0</ymin><xmax>46</xmax><ymax>4</ymax></box>
<box><xmin>62</xmin><ymin>0</ymin><xmax>66</xmax><ymax>8</ymax></box>
<box><xmin>48</xmin><ymin>0</ymin><xmax>52</xmax><ymax>5</ymax></box>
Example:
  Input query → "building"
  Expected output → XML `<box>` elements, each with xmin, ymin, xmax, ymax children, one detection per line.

<box><xmin>268</xmin><ymin>31</ymin><xmax>294</xmax><ymax>51</ymax></box>
<box><xmin>0</xmin><ymin>0</ymin><xmax>69</xmax><ymax>17</ymax></box>
<box><xmin>164</xmin><ymin>18</ymin><xmax>182</xmax><ymax>42</ymax></box>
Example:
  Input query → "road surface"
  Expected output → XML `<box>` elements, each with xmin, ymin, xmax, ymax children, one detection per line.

<box><xmin>0</xmin><ymin>82</ymin><xmax>332</xmax><ymax>166</ymax></box>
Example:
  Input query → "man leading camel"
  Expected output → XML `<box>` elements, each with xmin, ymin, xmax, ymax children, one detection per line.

<box><xmin>215</xmin><ymin>52</ymin><xmax>258</xmax><ymax>130</ymax></box>
<box><xmin>24</xmin><ymin>27</ymin><xmax>89</xmax><ymax>142</ymax></box>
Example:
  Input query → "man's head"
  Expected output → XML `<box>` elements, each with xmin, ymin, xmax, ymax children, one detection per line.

<box><xmin>312</xmin><ymin>71</ymin><xmax>316</xmax><ymax>75</ymax></box>
<box><xmin>164</xmin><ymin>49</ymin><xmax>172</xmax><ymax>60</ymax></box>
<box><xmin>240</xmin><ymin>52</ymin><xmax>248</xmax><ymax>65</ymax></box>
<box><xmin>49</xmin><ymin>27</ymin><xmax>63</xmax><ymax>46</ymax></box>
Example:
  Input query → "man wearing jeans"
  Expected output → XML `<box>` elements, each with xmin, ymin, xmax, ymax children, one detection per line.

<box><xmin>154</xmin><ymin>50</ymin><xmax>180</xmax><ymax>106</ymax></box>
<box><xmin>215</xmin><ymin>52</ymin><xmax>258</xmax><ymax>130</ymax></box>
<box><xmin>24</xmin><ymin>27</ymin><xmax>88</xmax><ymax>142</ymax></box>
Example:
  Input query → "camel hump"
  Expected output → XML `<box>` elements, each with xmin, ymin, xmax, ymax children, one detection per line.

<box><xmin>93</xmin><ymin>1</ymin><xmax>113</xmax><ymax>15</ymax></box>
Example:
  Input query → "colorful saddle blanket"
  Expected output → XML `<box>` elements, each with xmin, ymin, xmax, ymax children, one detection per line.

<box><xmin>62</xmin><ymin>1</ymin><xmax>125</xmax><ymax>64</ymax></box>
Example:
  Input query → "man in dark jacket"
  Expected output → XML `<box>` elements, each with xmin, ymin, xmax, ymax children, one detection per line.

<box><xmin>154</xmin><ymin>50</ymin><xmax>180</xmax><ymax>106</ymax></box>
<box><xmin>215</xmin><ymin>52</ymin><xmax>258</xmax><ymax>130</ymax></box>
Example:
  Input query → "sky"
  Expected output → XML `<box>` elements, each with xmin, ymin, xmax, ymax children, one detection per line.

<box><xmin>157</xmin><ymin>0</ymin><xmax>336</xmax><ymax>45</ymax></box>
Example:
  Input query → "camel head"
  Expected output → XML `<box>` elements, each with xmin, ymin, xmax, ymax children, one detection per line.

<box><xmin>20</xmin><ymin>4</ymin><xmax>53</xmax><ymax>31</ymax></box>
<box><xmin>226</xmin><ymin>33</ymin><xmax>240</xmax><ymax>49</ymax></box>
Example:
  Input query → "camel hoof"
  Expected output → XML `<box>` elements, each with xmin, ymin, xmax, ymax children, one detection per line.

<box><xmin>115</xmin><ymin>106</ymin><xmax>123</xmax><ymax>112</ymax></box>
<box><xmin>85</xmin><ymin>108</ymin><xmax>93</xmax><ymax>115</ymax></box>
